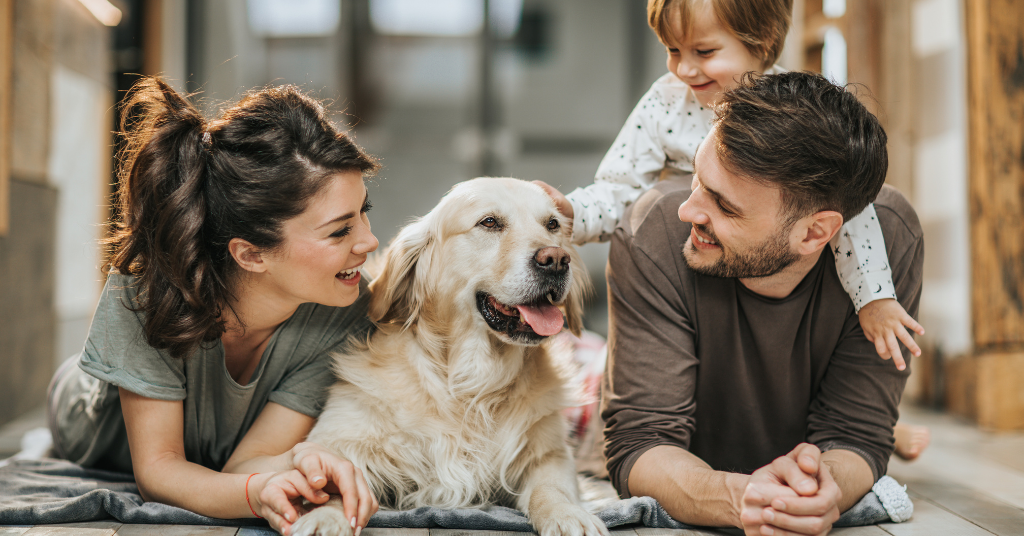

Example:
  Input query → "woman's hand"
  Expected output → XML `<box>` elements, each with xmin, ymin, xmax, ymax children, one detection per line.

<box><xmin>289</xmin><ymin>442</ymin><xmax>379</xmax><ymax>531</ymax></box>
<box><xmin>252</xmin><ymin>470</ymin><xmax>330</xmax><ymax>535</ymax></box>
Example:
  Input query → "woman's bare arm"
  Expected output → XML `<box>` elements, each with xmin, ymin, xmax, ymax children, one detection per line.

<box><xmin>222</xmin><ymin>401</ymin><xmax>317</xmax><ymax>474</ymax></box>
<box><xmin>120</xmin><ymin>389</ymin><xmax>377</xmax><ymax>535</ymax></box>
<box><xmin>118</xmin><ymin>389</ymin><xmax>316</xmax><ymax>518</ymax></box>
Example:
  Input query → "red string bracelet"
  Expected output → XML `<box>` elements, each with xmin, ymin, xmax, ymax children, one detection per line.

<box><xmin>245</xmin><ymin>473</ymin><xmax>262</xmax><ymax>518</ymax></box>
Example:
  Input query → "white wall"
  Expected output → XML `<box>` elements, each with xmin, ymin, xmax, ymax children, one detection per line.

<box><xmin>192</xmin><ymin>0</ymin><xmax>349</xmax><ymax>112</ymax></box>
<box><xmin>48</xmin><ymin>66</ymin><xmax>109</xmax><ymax>363</ymax></box>
<box><xmin>158</xmin><ymin>0</ymin><xmax>189</xmax><ymax>93</ymax></box>
<box><xmin>909</xmin><ymin>0</ymin><xmax>971</xmax><ymax>357</ymax></box>
<box><xmin>49</xmin><ymin>0</ymin><xmax>114</xmax><ymax>363</ymax></box>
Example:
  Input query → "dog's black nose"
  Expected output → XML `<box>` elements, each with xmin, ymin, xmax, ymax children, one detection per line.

<box><xmin>534</xmin><ymin>247</ymin><xmax>570</xmax><ymax>274</ymax></box>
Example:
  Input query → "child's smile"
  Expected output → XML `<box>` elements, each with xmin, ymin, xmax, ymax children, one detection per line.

<box><xmin>662</xmin><ymin>3</ymin><xmax>767</xmax><ymax>108</ymax></box>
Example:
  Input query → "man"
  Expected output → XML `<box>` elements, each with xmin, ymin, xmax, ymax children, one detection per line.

<box><xmin>602</xmin><ymin>72</ymin><xmax>923</xmax><ymax>536</ymax></box>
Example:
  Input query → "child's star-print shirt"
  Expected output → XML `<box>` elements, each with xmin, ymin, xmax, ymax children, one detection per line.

<box><xmin>567</xmin><ymin>68</ymin><xmax>897</xmax><ymax>310</ymax></box>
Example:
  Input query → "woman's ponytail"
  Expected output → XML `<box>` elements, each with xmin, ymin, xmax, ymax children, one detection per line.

<box><xmin>108</xmin><ymin>79</ymin><xmax>227</xmax><ymax>358</ymax></box>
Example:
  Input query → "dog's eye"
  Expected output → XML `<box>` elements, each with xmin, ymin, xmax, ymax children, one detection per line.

<box><xmin>479</xmin><ymin>216</ymin><xmax>498</xmax><ymax>229</ymax></box>
<box><xmin>546</xmin><ymin>218</ymin><xmax>560</xmax><ymax>231</ymax></box>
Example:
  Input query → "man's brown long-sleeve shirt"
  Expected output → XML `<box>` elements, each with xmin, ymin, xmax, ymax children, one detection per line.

<box><xmin>602</xmin><ymin>181</ymin><xmax>923</xmax><ymax>497</ymax></box>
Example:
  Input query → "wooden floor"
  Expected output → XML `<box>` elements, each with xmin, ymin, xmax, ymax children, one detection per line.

<box><xmin>2</xmin><ymin>404</ymin><xmax>1023</xmax><ymax>536</ymax></box>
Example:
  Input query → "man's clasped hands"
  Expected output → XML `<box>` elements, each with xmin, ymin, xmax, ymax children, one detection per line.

<box><xmin>740</xmin><ymin>444</ymin><xmax>842</xmax><ymax>536</ymax></box>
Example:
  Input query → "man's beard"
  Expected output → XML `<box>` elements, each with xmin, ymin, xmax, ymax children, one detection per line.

<box><xmin>683</xmin><ymin>223</ymin><xmax>800</xmax><ymax>278</ymax></box>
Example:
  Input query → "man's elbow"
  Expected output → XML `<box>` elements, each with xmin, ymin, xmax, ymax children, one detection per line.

<box><xmin>604</xmin><ymin>442</ymin><xmax>640</xmax><ymax>498</ymax></box>
<box><xmin>604</xmin><ymin>433</ymin><xmax>687</xmax><ymax>498</ymax></box>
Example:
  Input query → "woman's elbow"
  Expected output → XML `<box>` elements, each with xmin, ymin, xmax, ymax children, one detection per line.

<box><xmin>131</xmin><ymin>453</ymin><xmax>181</xmax><ymax>503</ymax></box>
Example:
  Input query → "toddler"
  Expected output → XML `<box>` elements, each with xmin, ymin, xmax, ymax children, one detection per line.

<box><xmin>539</xmin><ymin>0</ymin><xmax>925</xmax><ymax>370</ymax></box>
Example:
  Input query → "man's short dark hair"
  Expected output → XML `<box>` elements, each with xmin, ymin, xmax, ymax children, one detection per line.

<box><xmin>713</xmin><ymin>71</ymin><xmax>888</xmax><ymax>222</ymax></box>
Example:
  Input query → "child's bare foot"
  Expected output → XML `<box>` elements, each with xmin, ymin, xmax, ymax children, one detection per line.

<box><xmin>894</xmin><ymin>423</ymin><xmax>930</xmax><ymax>461</ymax></box>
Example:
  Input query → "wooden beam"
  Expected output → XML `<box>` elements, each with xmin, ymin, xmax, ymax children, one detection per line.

<box><xmin>878</xmin><ymin>0</ymin><xmax>913</xmax><ymax>197</ymax></box>
<box><xmin>948</xmin><ymin>351</ymin><xmax>1024</xmax><ymax>431</ymax></box>
<box><xmin>976</xmin><ymin>352</ymin><xmax>1024</xmax><ymax>430</ymax></box>
<box><xmin>0</xmin><ymin>0</ymin><xmax>11</xmax><ymax>236</ymax></box>
<box><xmin>944</xmin><ymin>354</ymin><xmax>977</xmax><ymax>421</ymax></box>
<box><xmin>966</xmin><ymin>0</ymin><xmax>1024</xmax><ymax>349</ymax></box>
<box><xmin>142</xmin><ymin>0</ymin><xmax>163</xmax><ymax>76</ymax></box>
<box><xmin>844</xmin><ymin>0</ymin><xmax>883</xmax><ymax>116</ymax></box>
<box><xmin>962</xmin><ymin>0</ymin><xmax>1024</xmax><ymax>431</ymax></box>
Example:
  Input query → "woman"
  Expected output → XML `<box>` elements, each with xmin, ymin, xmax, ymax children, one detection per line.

<box><xmin>47</xmin><ymin>77</ymin><xmax>379</xmax><ymax>536</ymax></box>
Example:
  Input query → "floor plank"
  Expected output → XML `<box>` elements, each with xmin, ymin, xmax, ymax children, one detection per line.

<box><xmin>897</xmin><ymin>404</ymin><xmax>1024</xmax><ymax>474</ymax></box>
<box><xmin>364</xmin><ymin>530</ymin><xmax>430</xmax><ymax>536</ymax></box>
<box><xmin>875</xmin><ymin>497</ymin><xmax>996</xmax><ymax>536</ymax></box>
<box><xmin>114</xmin><ymin>526</ymin><xmax>239</xmax><ymax>536</ymax></box>
<box><xmin>891</xmin><ymin>406</ymin><xmax>1024</xmax><ymax>511</ymax></box>
<box><xmin>889</xmin><ymin>445</ymin><xmax>1024</xmax><ymax>512</ymax></box>
<box><xmin>0</xmin><ymin>528</ymin><xmax>32</xmax><ymax>536</ymax></box>
<box><xmin>831</xmin><ymin>526</ymin><xmax>893</xmax><ymax>535</ymax></box>
<box><xmin>974</xmin><ymin>435</ymin><xmax>1024</xmax><ymax>474</ymax></box>
<box><xmin>899</xmin><ymin>481</ymin><xmax>1024</xmax><ymax>536</ymax></box>
<box><xmin>22</xmin><ymin>521</ymin><xmax>122</xmax><ymax>536</ymax></box>
<box><xmin>430</xmin><ymin>531</ymin><xmax>532</xmax><ymax>536</ymax></box>
<box><xmin>635</xmin><ymin>527</ymin><xmax>739</xmax><ymax>536</ymax></box>
<box><xmin>636</xmin><ymin>522</ymin><xmax>891</xmax><ymax>535</ymax></box>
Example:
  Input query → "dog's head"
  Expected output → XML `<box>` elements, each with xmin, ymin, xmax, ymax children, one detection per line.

<box><xmin>368</xmin><ymin>177</ymin><xmax>590</xmax><ymax>345</ymax></box>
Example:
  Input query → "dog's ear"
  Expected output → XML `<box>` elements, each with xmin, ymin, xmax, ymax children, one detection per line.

<box><xmin>563</xmin><ymin>247</ymin><xmax>592</xmax><ymax>337</ymax></box>
<box><xmin>368</xmin><ymin>218</ymin><xmax>432</xmax><ymax>326</ymax></box>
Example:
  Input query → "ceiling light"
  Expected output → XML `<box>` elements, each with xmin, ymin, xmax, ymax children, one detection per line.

<box><xmin>78</xmin><ymin>0</ymin><xmax>122</xmax><ymax>26</ymax></box>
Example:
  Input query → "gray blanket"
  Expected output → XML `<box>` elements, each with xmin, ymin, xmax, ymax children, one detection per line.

<box><xmin>0</xmin><ymin>459</ymin><xmax>908</xmax><ymax>530</ymax></box>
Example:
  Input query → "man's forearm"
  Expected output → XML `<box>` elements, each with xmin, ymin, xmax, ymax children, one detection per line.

<box><xmin>821</xmin><ymin>448</ymin><xmax>875</xmax><ymax>512</ymax></box>
<box><xmin>628</xmin><ymin>444</ymin><xmax>749</xmax><ymax>527</ymax></box>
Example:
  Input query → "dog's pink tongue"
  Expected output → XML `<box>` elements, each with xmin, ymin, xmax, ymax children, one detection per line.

<box><xmin>516</xmin><ymin>304</ymin><xmax>564</xmax><ymax>336</ymax></box>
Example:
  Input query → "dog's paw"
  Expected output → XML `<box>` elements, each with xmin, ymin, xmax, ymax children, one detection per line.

<box><xmin>531</xmin><ymin>503</ymin><xmax>609</xmax><ymax>536</ymax></box>
<box><xmin>289</xmin><ymin>506</ymin><xmax>354</xmax><ymax>536</ymax></box>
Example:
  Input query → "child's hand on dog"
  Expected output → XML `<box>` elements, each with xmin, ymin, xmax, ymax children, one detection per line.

<box><xmin>288</xmin><ymin>442</ymin><xmax>379</xmax><ymax>533</ymax></box>
<box><xmin>858</xmin><ymin>298</ymin><xmax>924</xmax><ymax>371</ymax></box>
<box><xmin>532</xmin><ymin>180</ymin><xmax>574</xmax><ymax>230</ymax></box>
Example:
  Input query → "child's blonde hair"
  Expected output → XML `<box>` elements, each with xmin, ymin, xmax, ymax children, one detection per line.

<box><xmin>647</xmin><ymin>0</ymin><xmax>793</xmax><ymax>68</ymax></box>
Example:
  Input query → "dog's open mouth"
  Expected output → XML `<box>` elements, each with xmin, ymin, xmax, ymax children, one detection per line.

<box><xmin>476</xmin><ymin>291</ymin><xmax>564</xmax><ymax>342</ymax></box>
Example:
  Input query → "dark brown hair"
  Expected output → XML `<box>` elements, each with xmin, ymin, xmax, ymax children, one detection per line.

<box><xmin>109</xmin><ymin>78</ymin><xmax>379</xmax><ymax>359</ymax></box>
<box><xmin>647</xmin><ymin>0</ymin><xmax>793</xmax><ymax>69</ymax></box>
<box><xmin>712</xmin><ymin>71</ymin><xmax>888</xmax><ymax>222</ymax></box>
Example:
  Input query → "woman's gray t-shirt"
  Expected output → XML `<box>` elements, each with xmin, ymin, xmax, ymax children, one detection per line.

<box><xmin>50</xmin><ymin>272</ymin><xmax>373</xmax><ymax>473</ymax></box>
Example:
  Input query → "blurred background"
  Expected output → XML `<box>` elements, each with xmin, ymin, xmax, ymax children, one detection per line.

<box><xmin>0</xmin><ymin>0</ymin><xmax>1022</xmax><ymax>439</ymax></box>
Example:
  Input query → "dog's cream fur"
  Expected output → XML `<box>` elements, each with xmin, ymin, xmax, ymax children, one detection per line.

<box><xmin>290</xmin><ymin>178</ymin><xmax>606</xmax><ymax>536</ymax></box>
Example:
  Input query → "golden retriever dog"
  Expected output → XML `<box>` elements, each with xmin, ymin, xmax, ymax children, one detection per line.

<box><xmin>290</xmin><ymin>178</ymin><xmax>607</xmax><ymax>536</ymax></box>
